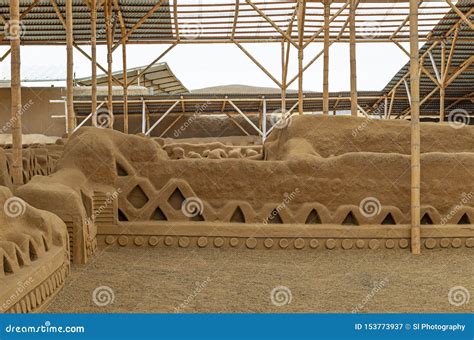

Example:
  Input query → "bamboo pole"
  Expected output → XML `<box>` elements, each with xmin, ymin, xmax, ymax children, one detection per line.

<box><xmin>127</xmin><ymin>44</ymin><xmax>176</xmax><ymax>87</ymax></box>
<box><xmin>246</xmin><ymin>0</ymin><xmax>298</xmax><ymax>49</ymax></box>
<box><xmin>323</xmin><ymin>0</ymin><xmax>330</xmax><ymax>115</ymax></box>
<box><xmin>66</xmin><ymin>0</ymin><xmax>75</xmax><ymax>136</ymax></box>
<box><xmin>445</xmin><ymin>0</ymin><xmax>474</xmax><ymax>31</ymax></box>
<box><xmin>349</xmin><ymin>0</ymin><xmax>358</xmax><ymax>116</ymax></box>
<box><xmin>439</xmin><ymin>42</ymin><xmax>446</xmax><ymax>122</ymax></box>
<box><xmin>91</xmin><ymin>0</ymin><xmax>97</xmax><ymax>127</ymax></box>
<box><xmin>0</xmin><ymin>48</ymin><xmax>11</xmax><ymax>62</ymax></box>
<box><xmin>10</xmin><ymin>0</ymin><xmax>23</xmax><ymax>185</ymax></box>
<box><xmin>112</xmin><ymin>0</ymin><xmax>164</xmax><ymax>51</ymax></box>
<box><xmin>122</xmin><ymin>42</ymin><xmax>128</xmax><ymax>133</ymax></box>
<box><xmin>444</xmin><ymin>28</ymin><xmax>459</xmax><ymax>81</ymax></box>
<box><xmin>106</xmin><ymin>0</ymin><xmax>114</xmax><ymax>128</ymax></box>
<box><xmin>74</xmin><ymin>44</ymin><xmax>123</xmax><ymax>86</ymax></box>
<box><xmin>282</xmin><ymin>8</ymin><xmax>297</xmax><ymax>95</ymax></box>
<box><xmin>281</xmin><ymin>7</ymin><xmax>297</xmax><ymax>113</ymax></box>
<box><xmin>160</xmin><ymin>114</ymin><xmax>183</xmax><ymax>138</ymax></box>
<box><xmin>281</xmin><ymin>42</ymin><xmax>287</xmax><ymax>112</ymax></box>
<box><xmin>174</xmin><ymin>0</ymin><xmax>180</xmax><ymax>41</ymax></box>
<box><xmin>115</xmin><ymin>0</ymin><xmax>129</xmax><ymax>134</ymax></box>
<box><xmin>388</xmin><ymin>88</ymin><xmax>396</xmax><ymax>118</ymax></box>
<box><xmin>375</xmin><ymin>10</ymin><xmax>471</xmax><ymax>117</ymax></box>
<box><xmin>304</xmin><ymin>0</ymin><xmax>350</xmax><ymax>49</ymax></box>
<box><xmin>234</xmin><ymin>41</ymin><xmax>282</xmax><ymax>88</ymax></box>
<box><xmin>439</xmin><ymin>86</ymin><xmax>445</xmax><ymax>122</ymax></box>
<box><xmin>445</xmin><ymin>55</ymin><xmax>474</xmax><ymax>87</ymax></box>
<box><xmin>297</xmin><ymin>0</ymin><xmax>305</xmax><ymax>115</ymax></box>
<box><xmin>287</xmin><ymin>46</ymin><xmax>326</xmax><ymax>87</ymax></box>
<box><xmin>409</xmin><ymin>0</ymin><xmax>421</xmax><ymax>255</ymax></box>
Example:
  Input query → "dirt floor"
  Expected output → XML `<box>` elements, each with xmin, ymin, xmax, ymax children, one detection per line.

<box><xmin>46</xmin><ymin>246</ymin><xmax>473</xmax><ymax>313</ymax></box>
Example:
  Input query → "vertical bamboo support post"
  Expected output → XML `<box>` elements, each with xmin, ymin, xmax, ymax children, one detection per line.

<box><xmin>91</xmin><ymin>0</ymin><xmax>97</xmax><ymax>127</ymax></box>
<box><xmin>297</xmin><ymin>0</ymin><xmax>305</xmax><ymax>115</ymax></box>
<box><xmin>66</xmin><ymin>0</ymin><xmax>75</xmax><ymax>136</ymax></box>
<box><xmin>141</xmin><ymin>99</ymin><xmax>146</xmax><ymax>134</ymax></box>
<box><xmin>439</xmin><ymin>87</ymin><xmax>445</xmax><ymax>122</ymax></box>
<box><xmin>10</xmin><ymin>0</ymin><xmax>22</xmax><ymax>185</ymax></box>
<box><xmin>323</xmin><ymin>0</ymin><xmax>330</xmax><ymax>115</ymax></box>
<box><xmin>281</xmin><ymin>7</ymin><xmax>295</xmax><ymax>115</ymax></box>
<box><xmin>281</xmin><ymin>42</ymin><xmax>286</xmax><ymax>113</ymax></box>
<box><xmin>122</xmin><ymin>42</ymin><xmax>128</xmax><ymax>133</ymax></box>
<box><xmin>439</xmin><ymin>42</ymin><xmax>446</xmax><ymax>122</ymax></box>
<box><xmin>409</xmin><ymin>0</ymin><xmax>421</xmax><ymax>255</ymax></box>
<box><xmin>349</xmin><ymin>0</ymin><xmax>358</xmax><ymax>116</ymax></box>
<box><xmin>106</xmin><ymin>0</ymin><xmax>114</xmax><ymax>128</ymax></box>
<box><xmin>262</xmin><ymin>97</ymin><xmax>267</xmax><ymax>141</ymax></box>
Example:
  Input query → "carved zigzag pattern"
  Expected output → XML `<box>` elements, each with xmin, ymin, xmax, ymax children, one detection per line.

<box><xmin>112</xmin><ymin>175</ymin><xmax>474</xmax><ymax>226</ymax></box>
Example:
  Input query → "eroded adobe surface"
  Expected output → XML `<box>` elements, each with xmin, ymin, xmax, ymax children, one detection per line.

<box><xmin>21</xmin><ymin>116</ymin><xmax>474</xmax><ymax>223</ymax></box>
<box><xmin>17</xmin><ymin>116</ymin><xmax>474</xmax><ymax>228</ymax></box>
<box><xmin>0</xmin><ymin>186</ymin><xmax>69</xmax><ymax>313</ymax></box>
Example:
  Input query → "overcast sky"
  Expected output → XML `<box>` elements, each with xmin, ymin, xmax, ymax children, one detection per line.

<box><xmin>0</xmin><ymin>41</ymin><xmax>417</xmax><ymax>92</ymax></box>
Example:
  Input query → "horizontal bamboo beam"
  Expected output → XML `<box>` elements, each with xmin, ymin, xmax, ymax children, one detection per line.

<box><xmin>112</xmin><ymin>0</ymin><xmax>165</xmax><ymax>51</ymax></box>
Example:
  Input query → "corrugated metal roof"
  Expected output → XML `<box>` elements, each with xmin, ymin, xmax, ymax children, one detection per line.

<box><xmin>0</xmin><ymin>0</ymin><xmax>173</xmax><ymax>44</ymax></box>
<box><xmin>374</xmin><ymin>0</ymin><xmax>474</xmax><ymax>117</ymax></box>
<box><xmin>0</xmin><ymin>1</ymin><xmax>458</xmax><ymax>44</ymax></box>
<box><xmin>76</xmin><ymin>61</ymin><xmax>188</xmax><ymax>94</ymax></box>
<box><xmin>71</xmin><ymin>90</ymin><xmax>385</xmax><ymax>117</ymax></box>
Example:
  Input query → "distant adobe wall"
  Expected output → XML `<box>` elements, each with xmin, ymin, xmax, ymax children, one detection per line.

<box><xmin>0</xmin><ymin>87</ymin><xmax>261</xmax><ymax>138</ymax></box>
<box><xmin>0</xmin><ymin>87</ymin><xmax>66</xmax><ymax>137</ymax></box>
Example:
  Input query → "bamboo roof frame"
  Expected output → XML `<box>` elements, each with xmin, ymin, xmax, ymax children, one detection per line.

<box><xmin>0</xmin><ymin>0</ymin><xmax>472</xmax><ymax>45</ymax></box>
<box><xmin>1</xmin><ymin>0</ymin><xmax>473</xmax><ymax>254</ymax></box>
<box><xmin>369</xmin><ymin>1</ymin><xmax>473</xmax><ymax>119</ymax></box>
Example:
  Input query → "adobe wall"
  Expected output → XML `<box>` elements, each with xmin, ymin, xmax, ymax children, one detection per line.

<box><xmin>0</xmin><ymin>87</ymin><xmax>260</xmax><ymax>138</ymax></box>
<box><xmin>0</xmin><ymin>87</ymin><xmax>66</xmax><ymax>136</ymax></box>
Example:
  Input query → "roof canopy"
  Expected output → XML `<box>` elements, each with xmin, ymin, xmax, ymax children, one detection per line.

<box><xmin>77</xmin><ymin>62</ymin><xmax>188</xmax><ymax>94</ymax></box>
<box><xmin>0</xmin><ymin>0</ymin><xmax>463</xmax><ymax>45</ymax></box>
<box><xmin>375</xmin><ymin>0</ymin><xmax>473</xmax><ymax>117</ymax></box>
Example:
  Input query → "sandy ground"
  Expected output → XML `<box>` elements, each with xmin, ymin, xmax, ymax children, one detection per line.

<box><xmin>46</xmin><ymin>247</ymin><xmax>473</xmax><ymax>313</ymax></box>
